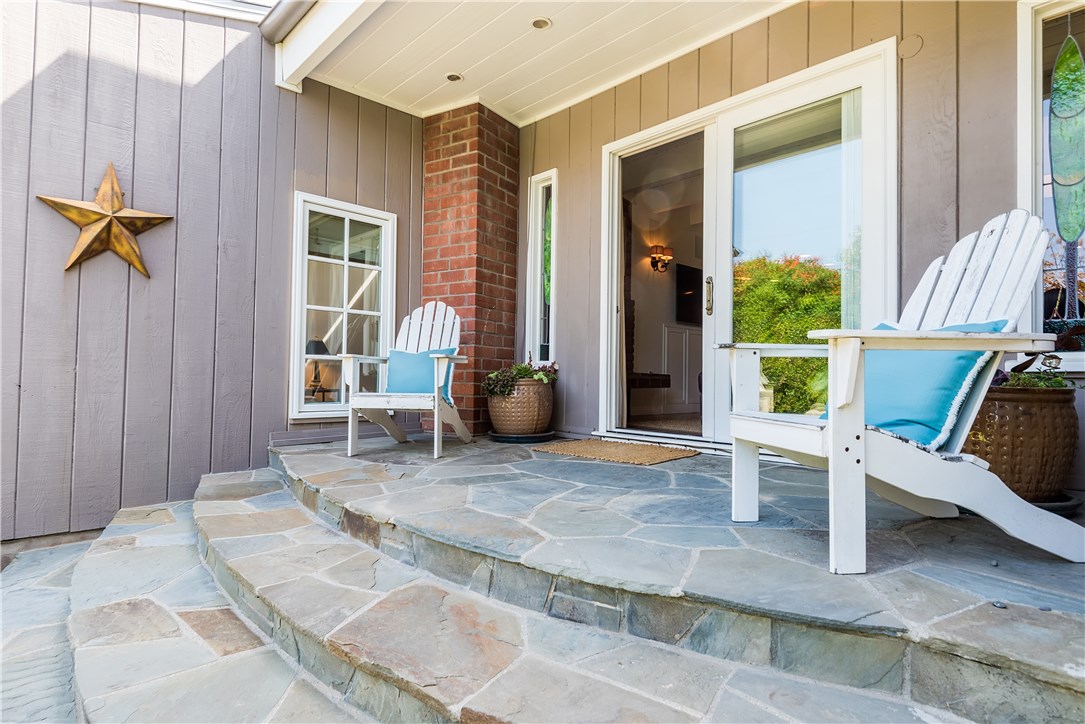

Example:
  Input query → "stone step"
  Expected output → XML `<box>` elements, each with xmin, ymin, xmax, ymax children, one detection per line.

<box><xmin>193</xmin><ymin>466</ymin><xmax>964</xmax><ymax>723</ymax></box>
<box><xmin>266</xmin><ymin>439</ymin><xmax>1085</xmax><ymax>724</ymax></box>
<box><xmin>65</xmin><ymin>499</ymin><xmax>370</xmax><ymax>723</ymax></box>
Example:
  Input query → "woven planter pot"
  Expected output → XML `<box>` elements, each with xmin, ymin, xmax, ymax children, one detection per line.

<box><xmin>487</xmin><ymin>379</ymin><xmax>554</xmax><ymax>435</ymax></box>
<box><xmin>962</xmin><ymin>386</ymin><xmax>1079</xmax><ymax>502</ymax></box>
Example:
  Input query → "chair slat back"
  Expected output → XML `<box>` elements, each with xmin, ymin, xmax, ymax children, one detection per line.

<box><xmin>892</xmin><ymin>210</ymin><xmax>1051</xmax><ymax>454</ymax></box>
<box><xmin>897</xmin><ymin>255</ymin><xmax>944</xmax><ymax>329</ymax></box>
<box><xmin>901</xmin><ymin>210</ymin><xmax>1049</xmax><ymax>333</ymax></box>
<box><xmin>390</xmin><ymin>301</ymin><xmax>463</xmax><ymax>394</ymax></box>
<box><xmin>917</xmin><ymin>230</ymin><xmax>980</xmax><ymax>329</ymax></box>
<box><xmin>394</xmin><ymin>301</ymin><xmax>462</xmax><ymax>353</ymax></box>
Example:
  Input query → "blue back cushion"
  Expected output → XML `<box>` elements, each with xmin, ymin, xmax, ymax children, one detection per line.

<box><xmin>385</xmin><ymin>347</ymin><xmax>457</xmax><ymax>402</ymax></box>
<box><xmin>863</xmin><ymin>320</ymin><xmax>1008</xmax><ymax>448</ymax></box>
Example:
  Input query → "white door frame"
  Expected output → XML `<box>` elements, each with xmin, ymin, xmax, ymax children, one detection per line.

<box><xmin>597</xmin><ymin>38</ymin><xmax>898</xmax><ymax>443</ymax></box>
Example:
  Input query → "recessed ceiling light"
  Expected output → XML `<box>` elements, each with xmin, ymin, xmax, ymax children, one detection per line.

<box><xmin>446</xmin><ymin>73</ymin><xmax>463</xmax><ymax>82</ymax></box>
<box><xmin>531</xmin><ymin>17</ymin><xmax>552</xmax><ymax>30</ymax></box>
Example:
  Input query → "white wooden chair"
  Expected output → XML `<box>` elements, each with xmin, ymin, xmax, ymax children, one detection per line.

<box><xmin>729</xmin><ymin>210</ymin><xmax>1085</xmax><ymax>573</ymax></box>
<box><xmin>341</xmin><ymin>301</ymin><xmax>474</xmax><ymax>459</ymax></box>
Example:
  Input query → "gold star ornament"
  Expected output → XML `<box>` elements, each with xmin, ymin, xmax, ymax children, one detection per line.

<box><xmin>37</xmin><ymin>163</ymin><xmax>172</xmax><ymax>277</ymax></box>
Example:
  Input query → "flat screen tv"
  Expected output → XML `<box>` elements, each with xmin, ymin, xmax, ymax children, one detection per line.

<box><xmin>675</xmin><ymin>263</ymin><xmax>702</xmax><ymax>326</ymax></box>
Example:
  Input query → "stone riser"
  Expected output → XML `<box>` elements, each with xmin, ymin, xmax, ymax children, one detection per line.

<box><xmin>193</xmin><ymin>468</ymin><xmax>976</xmax><ymax>723</ymax></box>
<box><xmin>268</xmin><ymin>450</ymin><xmax>1085</xmax><ymax>723</ymax></box>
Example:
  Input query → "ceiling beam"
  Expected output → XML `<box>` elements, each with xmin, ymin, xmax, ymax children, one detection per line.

<box><xmin>275</xmin><ymin>0</ymin><xmax>384</xmax><ymax>92</ymax></box>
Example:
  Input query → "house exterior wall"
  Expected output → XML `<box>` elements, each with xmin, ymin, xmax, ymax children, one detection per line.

<box><xmin>518</xmin><ymin>0</ymin><xmax>1017</xmax><ymax>437</ymax></box>
<box><xmin>1</xmin><ymin>0</ymin><xmax>423</xmax><ymax>540</ymax></box>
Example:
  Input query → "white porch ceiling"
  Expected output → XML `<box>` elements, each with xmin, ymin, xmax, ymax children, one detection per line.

<box><xmin>302</xmin><ymin>1</ymin><xmax>795</xmax><ymax>127</ymax></box>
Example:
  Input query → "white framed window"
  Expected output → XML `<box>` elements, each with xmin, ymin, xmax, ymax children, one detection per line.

<box><xmin>1017</xmin><ymin>0</ymin><xmax>1084</xmax><ymax>337</ymax></box>
<box><xmin>525</xmin><ymin>169</ymin><xmax>557</xmax><ymax>363</ymax></box>
<box><xmin>290</xmin><ymin>192</ymin><xmax>396</xmax><ymax>419</ymax></box>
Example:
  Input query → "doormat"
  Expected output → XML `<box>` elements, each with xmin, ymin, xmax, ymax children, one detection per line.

<box><xmin>532</xmin><ymin>439</ymin><xmax>699</xmax><ymax>465</ymax></box>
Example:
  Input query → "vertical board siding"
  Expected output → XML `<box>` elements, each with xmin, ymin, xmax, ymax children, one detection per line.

<box><xmin>901</xmin><ymin>1</ymin><xmax>957</xmax><ymax>297</ymax></box>
<box><xmin>249</xmin><ymin>56</ymin><xmax>296</xmax><ymax>468</ymax></box>
<box><xmin>70</xmin><ymin>0</ymin><xmax>139</xmax><ymax>530</ymax></box>
<box><xmin>768</xmin><ymin>2</ymin><xmax>809</xmax><ymax>81</ymax></box>
<box><xmin>667</xmin><ymin>52</ymin><xmax>699</xmax><ymax>120</ymax></box>
<box><xmin>809</xmin><ymin>1</ymin><xmax>853</xmax><ymax>65</ymax></box>
<box><xmin>3</xmin><ymin>4</ymin><xmax>423</xmax><ymax>537</ymax></box>
<box><xmin>523</xmin><ymin>1</ymin><xmax>1019</xmax><ymax>437</ymax></box>
<box><xmin>168</xmin><ymin>14</ymin><xmax>224</xmax><ymax>501</ymax></box>
<box><xmin>1</xmin><ymin>0</ymin><xmax>37</xmax><ymax>536</ymax></box>
<box><xmin>210</xmin><ymin>21</ymin><xmax>261</xmax><ymax>474</ymax></box>
<box><xmin>123</xmin><ymin>4</ymin><xmax>183</xmax><ymax>508</ymax></box>
<box><xmin>731</xmin><ymin>19</ymin><xmax>769</xmax><ymax>95</ymax></box>
<box><xmin>698</xmin><ymin>36</ymin><xmax>732</xmax><ymax>108</ymax></box>
<box><xmin>956</xmin><ymin>1</ymin><xmax>1016</xmax><ymax>237</ymax></box>
<box><xmin>15</xmin><ymin>0</ymin><xmax>90</xmax><ymax>537</ymax></box>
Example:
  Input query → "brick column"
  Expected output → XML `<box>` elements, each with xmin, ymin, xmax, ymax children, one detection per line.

<box><xmin>422</xmin><ymin>104</ymin><xmax>519</xmax><ymax>433</ymax></box>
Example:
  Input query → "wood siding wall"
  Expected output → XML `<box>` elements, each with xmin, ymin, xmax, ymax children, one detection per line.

<box><xmin>520</xmin><ymin>0</ymin><xmax>1017</xmax><ymax>436</ymax></box>
<box><xmin>1</xmin><ymin>0</ymin><xmax>423</xmax><ymax>539</ymax></box>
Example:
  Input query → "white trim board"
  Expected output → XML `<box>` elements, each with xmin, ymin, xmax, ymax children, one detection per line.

<box><xmin>123</xmin><ymin>0</ymin><xmax>272</xmax><ymax>23</ymax></box>
<box><xmin>596</xmin><ymin>38</ymin><xmax>899</xmax><ymax>444</ymax></box>
<box><xmin>289</xmin><ymin>191</ymin><xmax>397</xmax><ymax>421</ymax></box>
<box><xmin>1016</xmin><ymin>0</ymin><xmax>1081</xmax><ymax>333</ymax></box>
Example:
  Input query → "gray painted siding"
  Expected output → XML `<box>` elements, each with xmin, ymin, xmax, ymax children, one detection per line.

<box><xmin>1</xmin><ymin>0</ymin><xmax>422</xmax><ymax>539</ymax></box>
<box><xmin>520</xmin><ymin>0</ymin><xmax>1017</xmax><ymax>437</ymax></box>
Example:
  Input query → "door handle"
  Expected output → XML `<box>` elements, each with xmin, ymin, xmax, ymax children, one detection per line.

<box><xmin>705</xmin><ymin>276</ymin><xmax>713</xmax><ymax>316</ymax></box>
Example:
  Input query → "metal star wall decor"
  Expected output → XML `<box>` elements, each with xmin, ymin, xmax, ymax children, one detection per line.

<box><xmin>37</xmin><ymin>162</ymin><xmax>172</xmax><ymax>277</ymax></box>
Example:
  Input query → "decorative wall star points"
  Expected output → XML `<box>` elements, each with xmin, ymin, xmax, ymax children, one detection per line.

<box><xmin>37</xmin><ymin>162</ymin><xmax>172</xmax><ymax>277</ymax></box>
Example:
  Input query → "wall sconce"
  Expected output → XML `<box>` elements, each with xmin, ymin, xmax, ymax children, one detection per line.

<box><xmin>650</xmin><ymin>245</ymin><xmax>674</xmax><ymax>273</ymax></box>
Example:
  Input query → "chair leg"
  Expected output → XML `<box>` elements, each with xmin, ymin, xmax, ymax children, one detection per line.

<box><xmin>732</xmin><ymin>439</ymin><xmax>760</xmax><ymax>522</ymax></box>
<box><xmin>442</xmin><ymin>401</ymin><xmax>474</xmax><ymax>444</ymax></box>
<box><xmin>357</xmin><ymin>409</ymin><xmax>409</xmax><ymax>444</ymax></box>
<box><xmin>347</xmin><ymin>408</ymin><xmax>359</xmax><ymax>457</ymax></box>
<box><xmin>433</xmin><ymin>400</ymin><xmax>443</xmax><ymax>459</ymax></box>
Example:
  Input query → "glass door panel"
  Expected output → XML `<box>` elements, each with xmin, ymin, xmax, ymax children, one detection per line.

<box><xmin>731</xmin><ymin>90</ymin><xmax>861</xmax><ymax>415</ymax></box>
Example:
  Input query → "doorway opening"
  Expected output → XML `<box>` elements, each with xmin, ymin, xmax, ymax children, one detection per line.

<box><xmin>620</xmin><ymin>132</ymin><xmax>705</xmax><ymax>437</ymax></box>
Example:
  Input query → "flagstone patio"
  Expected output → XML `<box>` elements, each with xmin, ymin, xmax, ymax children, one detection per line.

<box><xmin>263</xmin><ymin>435</ymin><xmax>1084</xmax><ymax>721</ymax></box>
<box><xmin>7</xmin><ymin>434</ymin><xmax>1083</xmax><ymax>723</ymax></box>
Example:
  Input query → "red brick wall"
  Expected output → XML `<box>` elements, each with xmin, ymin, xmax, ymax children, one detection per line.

<box><xmin>422</xmin><ymin>104</ymin><xmax>520</xmax><ymax>432</ymax></box>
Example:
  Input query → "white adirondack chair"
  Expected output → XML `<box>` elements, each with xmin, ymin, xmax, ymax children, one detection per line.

<box><xmin>340</xmin><ymin>301</ymin><xmax>474</xmax><ymax>459</ymax></box>
<box><xmin>729</xmin><ymin>210</ymin><xmax>1085</xmax><ymax>573</ymax></box>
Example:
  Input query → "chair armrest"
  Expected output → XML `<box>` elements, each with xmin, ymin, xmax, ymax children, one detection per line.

<box><xmin>807</xmin><ymin>329</ymin><xmax>1055</xmax><ymax>353</ymax></box>
<box><xmin>339</xmin><ymin>354</ymin><xmax>388</xmax><ymax>395</ymax></box>
<box><xmin>338</xmin><ymin>354</ymin><xmax>388</xmax><ymax>364</ymax></box>
<box><xmin>719</xmin><ymin>343</ymin><xmax>828</xmax><ymax>358</ymax></box>
<box><xmin>429</xmin><ymin>353</ymin><xmax>468</xmax><ymax>363</ymax></box>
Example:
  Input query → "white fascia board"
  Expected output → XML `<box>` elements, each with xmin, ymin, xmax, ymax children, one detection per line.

<box><xmin>277</xmin><ymin>0</ymin><xmax>384</xmax><ymax>92</ymax></box>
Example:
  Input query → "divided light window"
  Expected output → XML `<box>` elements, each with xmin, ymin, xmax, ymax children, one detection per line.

<box><xmin>526</xmin><ymin>170</ymin><xmax>557</xmax><ymax>363</ymax></box>
<box><xmin>290</xmin><ymin>193</ymin><xmax>396</xmax><ymax>419</ymax></box>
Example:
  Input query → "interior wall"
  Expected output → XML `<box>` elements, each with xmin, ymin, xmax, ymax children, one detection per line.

<box><xmin>1</xmin><ymin>0</ymin><xmax>423</xmax><ymax>539</ymax></box>
<box><xmin>519</xmin><ymin>0</ymin><xmax>1017</xmax><ymax>436</ymax></box>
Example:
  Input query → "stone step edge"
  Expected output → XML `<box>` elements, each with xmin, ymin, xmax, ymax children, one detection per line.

<box><xmin>192</xmin><ymin>471</ymin><xmax>967</xmax><ymax>724</ymax></box>
<box><xmin>65</xmin><ymin>504</ymin><xmax>371</xmax><ymax>724</ymax></box>
<box><xmin>269</xmin><ymin>454</ymin><xmax>1083</xmax><ymax>699</ymax></box>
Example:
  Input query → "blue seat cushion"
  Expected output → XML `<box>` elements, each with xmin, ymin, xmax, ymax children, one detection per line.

<box><xmin>863</xmin><ymin>319</ymin><xmax>1008</xmax><ymax>449</ymax></box>
<box><xmin>385</xmin><ymin>347</ymin><xmax>457</xmax><ymax>403</ymax></box>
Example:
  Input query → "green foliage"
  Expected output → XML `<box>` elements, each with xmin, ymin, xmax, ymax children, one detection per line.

<box><xmin>1002</xmin><ymin>371</ymin><xmax>1071</xmax><ymax>389</ymax></box>
<box><xmin>482</xmin><ymin>359</ymin><xmax>559</xmax><ymax>396</ymax></box>
<box><xmin>733</xmin><ymin>255</ymin><xmax>842</xmax><ymax>413</ymax></box>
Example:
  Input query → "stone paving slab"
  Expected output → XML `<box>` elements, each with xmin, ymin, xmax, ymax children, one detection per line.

<box><xmin>62</xmin><ymin>498</ymin><xmax>369</xmax><ymax>723</ymax></box>
<box><xmin>193</xmin><ymin>466</ymin><xmax>964</xmax><ymax>724</ymax></box>
<box><xmin>267</xmin><ymin>437</ymin><xmax>1085</xmax><ymax>720</ymax></box>
<box><xmin>2</xmin><ymin>541</ymin><xmax>91</xmax><ymax>724</ymax></box>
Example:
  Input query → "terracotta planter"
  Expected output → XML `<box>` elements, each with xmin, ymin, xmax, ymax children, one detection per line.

<box><xmin>963</xmin><ymin>386</ymin><xmax>1079</xmax><ymax>502</ymax></box>
<box><xmin>487</xmin><ymin>379</ymin><xmax>554</xmax><ymax>435</ymax></box>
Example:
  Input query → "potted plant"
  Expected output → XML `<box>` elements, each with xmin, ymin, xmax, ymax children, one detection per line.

<box><xmin>482</xmin><ymin>359</ymin><xmax>558</xmax><ymax>436</ymax></box>
<box><xmin>963</xmin><ymin>346</ymin><xmax>1081</xmax><ymax>503</ymax></box>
